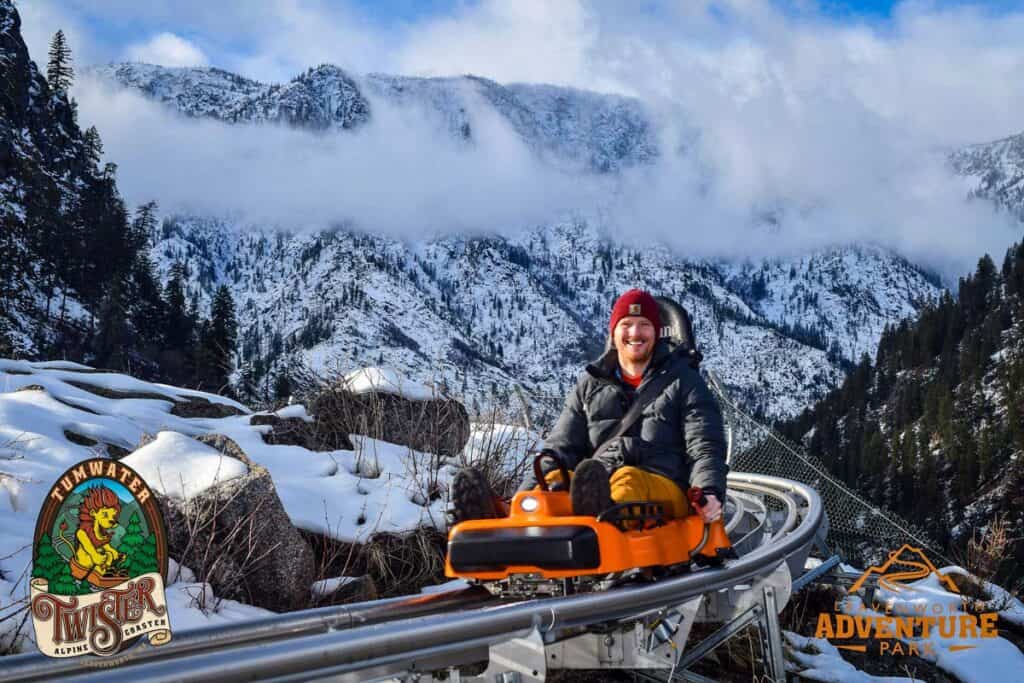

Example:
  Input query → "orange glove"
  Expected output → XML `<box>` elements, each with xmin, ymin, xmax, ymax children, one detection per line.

<box><xmin>542</xmin><ymin>469</ymin><xmax>571</xmax><ymax>491</ymax></box>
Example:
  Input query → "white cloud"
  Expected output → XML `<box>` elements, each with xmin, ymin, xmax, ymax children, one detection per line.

<box><xmin>24</xmin><ymin>0</ymin><xmax>1024</xmax><ymax>279</ymax></box>
<box><xmin>124</xmin><ymin>32</ymin><xmax>208</xmax><ymax>67</ymax></box>
<box><xmin>393</xmin><ymin>0</ymin><xmax>599</xmax><ymax>85</ymax></box>
<box><xmin>16</xmin><ymin>0</ymin><xmax>102</xmax><ymax>74</ymax></box>
<box><xmin>73</xmin><ymin>74</ymin><xmax>604</xmax><ymax>240</ymax></box>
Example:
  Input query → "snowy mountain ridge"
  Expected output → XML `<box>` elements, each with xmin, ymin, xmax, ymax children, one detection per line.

<box><xmin>86</xmin><ymin>61</ymin><xmax>953</xmax><ymax>419</ymax></box>
<box><xmin>152</xmin><ymin>215</ymin><xmax>941</xmax><ymax>420</ymax></box>
<box><xmin>89</xmin><ymin>62</ymin><xmax>658</xmax><ymax>173</ymax></box>
<box><xmin>950</xmin><ymin>129</ymin><xmax>1024</xmax><ymax>219</ymax></box>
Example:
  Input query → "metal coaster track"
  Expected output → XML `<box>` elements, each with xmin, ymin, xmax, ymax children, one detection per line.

<box><xmin>0</xmin><ymin>472</ymin><xmax>825</xmax><ymax>683</ymax></box>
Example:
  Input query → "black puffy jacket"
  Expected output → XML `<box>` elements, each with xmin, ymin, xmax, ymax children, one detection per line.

<box><xmin>521</xmin><ymin>340</ymin><xmax>728</xmax><ymax>497</ymax></box>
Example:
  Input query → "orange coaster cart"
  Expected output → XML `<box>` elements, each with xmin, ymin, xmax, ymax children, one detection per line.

<box><xmin>446</xmin><ymin>457</ymin><xmax>734</xmax><ymax>590</ymax></box>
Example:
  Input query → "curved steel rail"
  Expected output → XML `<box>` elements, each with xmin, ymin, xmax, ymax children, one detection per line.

<box><xmin>0</xmin><ymin>473</ymin><xmax>824</xmax><ymax>683</ymax></box>
<box><xmin>0</xmin><ymin>585</ymin><xmax>497</xmax><ymax>683</ymax></box>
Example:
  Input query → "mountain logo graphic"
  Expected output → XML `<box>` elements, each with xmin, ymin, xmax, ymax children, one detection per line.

<box><xmin>813</xmin><ymin>544</ymin><xmax>1000</xmax><ymax>657</ymax></box>
<box><xmin>849</xmin><ymin>544</ymin><xmax>959</xmax><ymax>594</ymax></box>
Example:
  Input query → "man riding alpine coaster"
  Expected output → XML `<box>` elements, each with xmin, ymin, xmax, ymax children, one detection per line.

<box><xmin>451</xmin><ymin>289</ymin><xmax>728</xmax><ymax>533</ymax></box>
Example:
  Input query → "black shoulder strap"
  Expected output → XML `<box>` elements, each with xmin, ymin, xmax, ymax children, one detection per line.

<box><xmin>594</xmin><ymin>360</ymin><xmax>679</xmax><ymax>454</ymax></box>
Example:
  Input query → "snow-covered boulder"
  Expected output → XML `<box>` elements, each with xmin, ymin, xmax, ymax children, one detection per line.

<box><xmin>310</xmin><ymin>367</ymin><xmax>470</xmax><ymax>458</ymax></box>
<box><xmin>250</xmin><ymin>404</ymin><xmax>325</xmax><ymax>450</ymax></box>
<box><xmin>124</xmin><ymin>432</ymin><xmax>316</xmax><ymax>612</ymax></box>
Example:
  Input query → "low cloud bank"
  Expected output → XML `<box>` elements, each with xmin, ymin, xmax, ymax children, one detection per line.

<box><xmin>61</xmin><ymin>1</ymin><xmax>1024</xmax><ymax>280</ymax></box>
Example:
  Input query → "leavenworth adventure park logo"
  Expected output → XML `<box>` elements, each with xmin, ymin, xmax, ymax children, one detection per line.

<box><xmin>30</xmin><ymin>458</ymin><xmax>172</xmax><ymax>658</ymax></box>
<box><xmin>815</xmin><ymin>545</ymin><xmax>999</xmax><ymax>657</ymax></box>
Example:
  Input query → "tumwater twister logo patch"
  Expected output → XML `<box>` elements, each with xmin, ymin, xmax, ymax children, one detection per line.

<box><xmin>30</xmin><ymin>458</ymin><xmax>172</xmax><ymax>657</ymax></box>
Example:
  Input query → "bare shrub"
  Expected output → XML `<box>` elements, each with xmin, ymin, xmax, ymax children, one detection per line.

<box><xmin>363</xmin><ymin>529</ymin><xmax>448</xmax><ymax>597</ymax></box>
<box><xmin>0</xmin><ymin>432</ymin><xmax>35</xmax><ymax>493</ymax></box>
<box><xmin>300</xmin><ymin>526</ymin><xmax>446</xmax><ymax>602</ymax></box>
<box><xmin>0</xmin><ymin>604</ymin><xmax>32</xmax><ymax>656</ymax></box>
<box><xmin>0</xmin><ymin>539</ymin><xmax>35</xmax><ymax>655</ymax></box>
<box><xmin>949</xmin><ymin>513</ymin><xmax>1024</xmax><ymax>610</ymax></box>
<box><xmin>964</xmin><ymin>513</ymin><xmax>1020</xmax><ymax>585</ymax></box>
<box><xmin>299</xmin><ymin>508</ymin><xmax>379</xmax><ymax>608</ymax></box>
<box><xmin>165</xmin><ymin>482</ymin><xmax>281</xmax><ymax>614</ymax></box>
<box><xmin>457</xmin><ymin>405</ymin><xmax>538</xmax><ymax>499</ymax></box>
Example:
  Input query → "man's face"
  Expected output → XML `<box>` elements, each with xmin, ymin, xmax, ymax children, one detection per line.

<box><xmin>613</xmin><ymin>316</ymin><xmax>656</xmax><ymax>366</ymax></box>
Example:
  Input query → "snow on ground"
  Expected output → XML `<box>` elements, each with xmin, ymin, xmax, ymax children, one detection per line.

<box><xmin>123</xmin><ymin>432</ymin><xmax>249</xmax><ymax>500</ymax></box>
<box><xmin>163</xmin><ymin>559</ymin><xmax>273</xmax><ymax>633</ymax></box>
<box><xmin>343</xmin><ymin>367</ymin><xmax>436</xmax><ymax>400</ymax></box>
<box><xmin>0</xmin><ymin>360</ymin><xmax>454</xmax><ymax>652</ymax></box>
<box><xmin>459</xmin><ymin>422</ymin><xmax>541</xmax><ymax>478</ymax></box>
<box><xmin>837</xmin><ymin>565</ymin><xmax>1024</xmax><ymax>683</ymax></box>
<box><xmin>274</xmin><ymin>404</ymin><xmax>313</xmax><ymax>422</ymax></box>
<box><xmin>785</xmin><ymin>632</ymin><xmax>915</xmax><ymax>682</ymax></box>
<box><xmin>981</xmin><ymin>576</ymin><xmax>1024</xmax><ymax>628</ymax></box>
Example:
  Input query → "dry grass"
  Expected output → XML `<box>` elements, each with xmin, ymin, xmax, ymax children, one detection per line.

<box><xmin>965</xmin><ymin>513</ymin><xmax>1020</xmax><ymax>584</ymax></box>
<box><xmin>952</xmin><ymin>512</ymin><xmax>1023</xmax><ymax>606</ymax></box>
<box><xmin>457</xmin><ymin>405</ymin><xmax>539</xmax><ymax>499</ymax></box>
<box><xmin>300</xmin><ymin>526</ymin><xmax>446</xmax><ymax>603</ymax></box>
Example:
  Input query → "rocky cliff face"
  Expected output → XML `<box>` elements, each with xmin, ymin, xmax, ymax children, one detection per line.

<box><xmin>91</xmin><ymin>62</ymin><xmax>658</xmax><ymax>173</ymax></box>
<box><xmin>950</xmin><ymin>130</ymin><xmax>1024</xmax><ymax>219</ymax></box>
<box><xmin>148</xmin><ymin>215</ymin><xmax>941</xmax><ymax>421</ymax></box>
<box><xmin>1</xmin><ymin>0</ymin><xmax>93</xmax><ymax>354</ymax></box>
<box><xmin>83</xmin><ymin>60</ymin><xmax>950</xmax><ymax>419</ymax></box>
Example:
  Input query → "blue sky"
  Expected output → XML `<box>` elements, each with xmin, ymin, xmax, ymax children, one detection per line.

<box><xmin>20</xmin><ymin>0</ymin><xmax>1023</xmax><ymax>82</ymax></box>
<box><xmin>813</xmin><ymin>0</ymin><xmax>1019</xmax><ymax>18</ymax></box>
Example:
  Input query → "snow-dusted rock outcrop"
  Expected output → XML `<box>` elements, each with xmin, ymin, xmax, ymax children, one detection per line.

<box><xmin>950</xmin><ymin>130</ymin><xmax>1024</xmax><ymax>219</ymax></box>
<box><xmin>311</xmin><ymin>368</ymin><xmax>470</xmax><ymax>460</ymax></box>
<box><xmin>0</xmin><ymin>359</ymin><xmax>454</xmax><ymax>650</ymax></box>
<box><xmin>126</xmin><ymin>432</ymin><xmax>317</xmax><ymax>613</ymax></box>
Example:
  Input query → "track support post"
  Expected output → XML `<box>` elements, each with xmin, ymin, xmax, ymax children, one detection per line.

<box><xmin>462</xmin><ymin>627</ymin><xmax>546</xmax><ymax>683</ymax></box>
<box><xmin>758</xmin><ymin>586</ymin><xmax>786</xmax><ymax>683</ymax></box>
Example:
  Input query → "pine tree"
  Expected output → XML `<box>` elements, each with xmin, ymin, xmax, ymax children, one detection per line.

<box><xmin>92</xmin><ymin>278</ymin><xmax>130</xmax><ymax>369</ymax></box>
<box><xmin>33</xmin><ymin>533</ymin><xmax>81</xmax><ymax>595</ymax></box>
<box><xmin>163</xmin><ymin>264</ymin><xmax>193</xmax><ymax>349</ymax></box>
<box><xmin>126</xmin><ymin>255</ymin><xmax>165</xmax><ymax>349</ymax></box>
<box><xmin>273</xmin><ymin>371</ymin><xmax>292</xmax><ymax>401</ymax></box>
<box><xmin>46</xmin><ymin>30</ymin><xmax>74</xmax><ymax>94</ymax></box>
<box><xmin>210</xmin><ymin>285</ymin><xmax>238</xmax><ymax>352</ymax></box>
<box><xmin>131</xmin><ymin>201</ymin><xmax>158</xmax><ymax>243</ymax></box>
<box><xmin>195</xmin><ymin>285</ymin><xmax>238</xmax><ymax>391</ymax></box>
<box><xmin>119</xmin><ymin>513</ymin><xmax>149</xmax><ymax>576</ymax></box>
<box><xmin>159</xmin><ymin>263</ymin><xmax>196</xmax><ymax>383</ymax></box>
<box><xmin>82</xmin><ymin>126</ymin><xmax>103</xmax><ymax>168</ymax></box>
<box><xmin>136</xmin><ymin>534</ymin><xmax>159</xmax><ymax>575</ymax></box>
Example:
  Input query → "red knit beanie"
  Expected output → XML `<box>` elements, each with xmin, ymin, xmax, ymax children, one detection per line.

<box><xmin>609</xmin><ymin>289</ymin><xmax>662</xmax><ymax>333</ymax></box>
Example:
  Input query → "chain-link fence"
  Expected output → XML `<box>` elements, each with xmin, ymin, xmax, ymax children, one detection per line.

<box><xmin>706</xmin><ymin>372</ymin><xmax>950</xmax><ymax>566</ymax></box>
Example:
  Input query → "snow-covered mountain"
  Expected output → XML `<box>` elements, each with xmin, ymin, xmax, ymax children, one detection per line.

<box><xmin>89</xmin><ymin>63</ymin><xmax>658</xmax><ymax>173</ymax></box>
<box><xmin>950</xmin><ymin>129</ymin><xmax>1024</xmax><ymax>219</ymax></box>
<box><xmin>151</xmin><ymin>215</ymin><xmax>940</xmax><ymax>420</ymax></box>
<box><xmin>90</xmin><ymin>62</ymin><xmax>948</xmax><ymax>420</ymax></box>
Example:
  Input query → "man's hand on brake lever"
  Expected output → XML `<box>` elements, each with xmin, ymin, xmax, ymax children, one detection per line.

<box><xmin>697</xmin><ymin>494</ymin><xmax>722</xmax><ymax>523</ymax></box>
<box><xmin>688</xmin><ymin>487</ymin><xmax>723</xmax><ymax>523</ymax></box>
